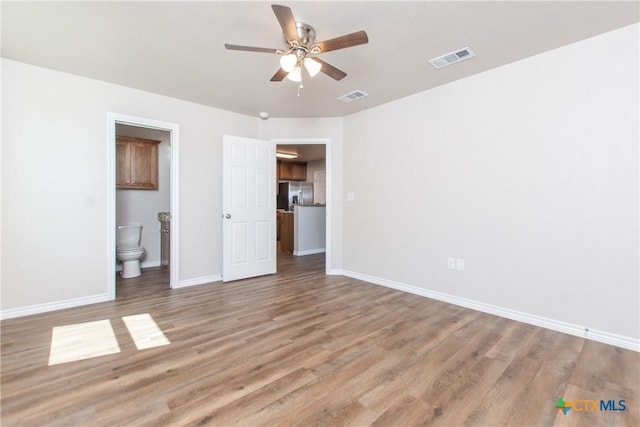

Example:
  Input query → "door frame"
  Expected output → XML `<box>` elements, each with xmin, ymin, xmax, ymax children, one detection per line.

<box><xmin>107</xmin><ymin>113</ymin><xmax>180</xmax><ymax>298</ymax></box>
<box><xmin>271</xmin><ymin>137</ymin><xmax>332</xmax><ymax>274</ymax></box>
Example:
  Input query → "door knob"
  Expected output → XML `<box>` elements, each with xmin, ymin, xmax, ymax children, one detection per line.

<box><xmin>225</xmin><ymin>214</ymin><xmax>231</xmax><ymax>219</ymax></box>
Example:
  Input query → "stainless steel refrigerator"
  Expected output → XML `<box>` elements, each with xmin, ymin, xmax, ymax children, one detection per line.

<box><xmin>277</xmin><ymin>182</ymin><xmax>314</xmax><ymax>210</ymax></box>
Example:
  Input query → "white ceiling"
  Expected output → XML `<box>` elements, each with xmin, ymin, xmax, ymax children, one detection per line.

<box><xmin>2</xmin><ymin>1</ymin><xmax>638</xmax><ymax>119</ymax></box>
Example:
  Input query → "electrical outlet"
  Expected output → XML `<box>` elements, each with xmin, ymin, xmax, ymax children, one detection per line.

<box><xmin>455</xmin><ymin>258</ymin><xmax>465</xmax><ymax>271</ymax></box>
<box><xmin>447</xmin><ymin>257</ymin><xmax>456</xmax><ymax>270</ymax></box>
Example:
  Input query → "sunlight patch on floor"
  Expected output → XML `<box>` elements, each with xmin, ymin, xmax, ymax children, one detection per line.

<box><xmin>122</xmin><ymin>313</ymin><xmax>170</xmax><ymax>350</ymax></box>
<box><xmin>48</xmin><ymin>319</ymin><xmax>120</xmax><ymax>366</ymax></box>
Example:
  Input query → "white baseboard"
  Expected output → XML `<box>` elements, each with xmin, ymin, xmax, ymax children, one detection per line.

<box><xmin>1</xmin><ymin>293</ymin><xmax>112</xmax><ymax>320</ymax></box>
<box><xmin>1</xmin><ymin>271</ymin><xmax>222</xmax><ymax>319</ymax></box>
<box><xmin>293</xmin><ymin>248</ymin><xmax>326</xmax><ymax>256</ymax></box>
<box><xmin>174</xmin><ymin>274</ymin><xmax>222</xmax><ymax>289</ymax></box>
<box><xmin>326</xmin><ymin>268</ymin><xmax>344</xmax><ymax>276</ymax></box>
<box><xmin>341</xmin><ymin>270</ymin><xmax>639</xmax><ymax>352</ymax></box>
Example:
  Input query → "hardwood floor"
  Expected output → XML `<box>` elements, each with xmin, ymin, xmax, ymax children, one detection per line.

<box><xmin>1</xmin><ymin>253</ymin><xmax>638</xmax><ymax>426</ymax></box>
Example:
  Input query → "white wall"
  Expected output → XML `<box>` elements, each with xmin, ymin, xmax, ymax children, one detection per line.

<box><xmin>1</xmin><ymin>59</ymin><xmax>258</xmax><ymax>314</ymax></box>
<box><xmin>116</xmin><ymin>125</ymin><xmax>171</xmax><ymax>267</ymax></box>
<box><xmin>259</xmin><ymin>117</ymin><xmax>344</xmax><ymax>271</ymax></box>
<box><xmin>306</xmin><ymin>159</ymin><xmax>326</xmax><ymax>183</ymax></box>
<box><xmin>342</xmin><ymin>24</ymin><xmax>639</xmax><ymax>346</ymax></box>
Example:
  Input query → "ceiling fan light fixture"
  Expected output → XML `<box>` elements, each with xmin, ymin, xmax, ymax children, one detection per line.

<box><xmin>303</xmin><ymin>57</ymin><xmax>321</xmax><ymax>77</ymax></box>
<box><xmin>225</xmin><ymin>5</ymin><xmax>368</xmax><ymax>85</ymax></box>
<box><xmin>286</xmin><ymin>65</ymin><xmax>302</xmax><ymax>82</ymax></box>
<box><xmin>279</xmin><ymin>53</ymin><xmax>297</xmax><ymax>72</ymax></box>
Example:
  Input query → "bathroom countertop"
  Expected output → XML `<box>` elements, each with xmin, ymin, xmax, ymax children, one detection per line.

<box><xmin>158</xmin><ymin>212</ymin><xmax>170</xmax><ymax>222</ymax></box>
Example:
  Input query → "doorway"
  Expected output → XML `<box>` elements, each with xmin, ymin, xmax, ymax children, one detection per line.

<box><xmin>107</xmin><ymin>113</ymin><xmax>179</xmax><ymax>299</ymax></box>
<box><xmin>273</xmin><ymin>138</ymin><xmax>331</xmax><ymax>274</ymax></box>
<box><xmin>115</xmin><ymin>124</ymin><xmax>170</xmax><ymax>294</ymax></box>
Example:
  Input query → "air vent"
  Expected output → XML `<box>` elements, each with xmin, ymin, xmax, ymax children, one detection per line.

<box><xmin>337</xmin><ymin>90</ymin><xmax>368</xmax><ymax>103</ymax></box>
<box><xmin>429</xmin><ymin>47</ymin><xmax>476</xmax><ymax>69</ymax></box>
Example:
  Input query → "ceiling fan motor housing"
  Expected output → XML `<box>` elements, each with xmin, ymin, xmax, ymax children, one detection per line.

<box><xmin>291</xmin><ymin>23</ymin><xmax>316</xmax><ymax>50</ymax></box>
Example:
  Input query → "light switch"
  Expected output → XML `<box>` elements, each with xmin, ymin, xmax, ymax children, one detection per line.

<box><xmin>347</xmin><ymin>192</ymin><xmax>356</xmax><ymax>202</ymax></box>
<box><xmin>455</xmin><ymin>258</ymin><xmax>465</xmax><ymax>271</ymax></box>
<box><xmin>447</xmin><ymin>257</ymin><xmax>456</xmax><ymax>270</ymax></box>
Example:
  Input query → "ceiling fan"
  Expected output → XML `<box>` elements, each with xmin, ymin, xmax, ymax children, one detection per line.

<box><xmin>224</xmin><ymin>4</ymin><xmax>368</xmax><ymax>83</ymax></box>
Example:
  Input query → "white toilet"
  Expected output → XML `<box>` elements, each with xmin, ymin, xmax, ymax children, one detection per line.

<box><xmin>116</xmin><ymin>224</ymin><xmax>145</xmax><ymax>278</ymax></box>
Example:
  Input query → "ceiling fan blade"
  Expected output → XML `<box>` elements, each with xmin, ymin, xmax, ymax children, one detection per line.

<box><xmin>225</xmin><ymin>44</ymin><xmax>281</xmax><ymax>54</ymax></box>
<box><xmin>270</xmin><ymin>68</ymin><xmax>288</xmax><ymax>82</ymax></box>
<box><xmin>272</xmin><ymin>5</ymin><xmax>299</xmax><ymax>43</ymax></box>
<box><xmin>314</xmin><ymin>58</ymin><xmax>347</xmax><ymax>81</ymax></box>
<box><xmin>313</xmin><ymin>30</ymin><xmax>369</xmax><ymax>53</ymax></box>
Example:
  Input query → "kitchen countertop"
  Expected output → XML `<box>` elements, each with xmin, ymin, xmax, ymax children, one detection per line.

<box><xmin>278</xmin><ymin>205</ymin><xmax>326</xmax><ymax>214</ymax></box>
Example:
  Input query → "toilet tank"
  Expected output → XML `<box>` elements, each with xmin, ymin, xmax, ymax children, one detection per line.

<box><xmin>116</xmin><ymin>224</ymin><xmax>142</xmax><ymax>249</ymax></box>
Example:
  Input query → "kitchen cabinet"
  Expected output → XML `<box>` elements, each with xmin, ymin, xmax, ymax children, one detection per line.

<box><xmin>117</xmin><ymin>136</ymin><xmax>160</xmax><ymax>190</ymax></box>
<box><xmin>278</xmin><ymin>161</ymin><xmax>307</xmax><ymax>181</ymax></box>
<box><xmin>278</xmin><ymin>211</ymin><xmax>294</xmax><ymax>252</ymax></box>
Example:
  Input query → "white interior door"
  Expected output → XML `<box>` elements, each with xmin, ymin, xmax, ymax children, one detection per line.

<box><xmin>222</xmin><ymin>135</ymin><xmax>276</xmax><ymax>282</ymax></box>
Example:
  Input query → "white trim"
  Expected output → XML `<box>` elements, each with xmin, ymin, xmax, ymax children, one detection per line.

<box><xmin>107</xmin><ymin>113</ymin><xmax>180</xmax><ymax>297</ymax></box>
<box><xmin>293</xmin><ymin>248</ymin><xmax>326</xmax><ymax>256</ymax></box>
<box><xmin>271</xmin><ymin>138</ymin><xmax>332</xmax><ymax>274</ymax></box>
<box><xmin>107</xmin><ymin>116</ymin><xmax>117</xmax><ymax>299</ymax></box>
<box><xmin>1</xmin><ymin>294</ymin><xmax>111</xmax><ymax>320</ymax></box>
<box><xmin>169</xmin><ymin>126</ymin><xmax>180</xmax><ymax>290</ymax></box>
<box><xmin>174</xmin><ymin>275</ymin><xmax>223</xmax><ymax>289</ymax></box>
<box><xmin>341</xmin><ymin>270</ymin><xmax>640</xmax><ymax>352</ymax></box>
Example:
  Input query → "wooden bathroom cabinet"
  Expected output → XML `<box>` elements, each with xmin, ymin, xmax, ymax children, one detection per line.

<box><xmin>117</xmin><ymin>136</ymin><xmax>160</xmax><ymax>190</ymax></box>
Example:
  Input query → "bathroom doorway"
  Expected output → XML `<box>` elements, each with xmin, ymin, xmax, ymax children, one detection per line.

<box><xmin>116</xmin><ymin>125</ymin><xmax>170</xmax><ymax>293</ymax></box>
<box><xmin>108</xmin><ymin>113</ymin><xmax>180</xmax><ymax>299</ymax></box>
